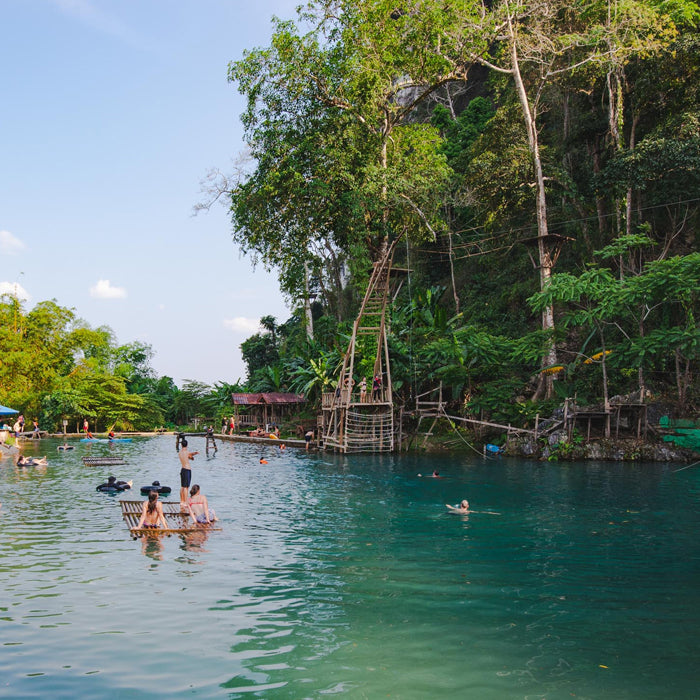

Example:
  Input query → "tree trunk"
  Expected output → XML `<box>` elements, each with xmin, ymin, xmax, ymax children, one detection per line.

<box><xmin>304</xmin><ymin>260</ymin><xmax>314</xmax><ymax>341</ymax></box>
<box><xmin>599</xmin><ymin>328</ymin><xmax>611</xmax><ymax>438</ymax></box>
<box><xmin>509</xmin><ymin>24</ymin><xmax>557</xmax><ymax>398</ymax></box>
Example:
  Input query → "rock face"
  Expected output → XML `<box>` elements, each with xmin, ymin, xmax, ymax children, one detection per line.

<box><xmin>506</xmin><ymin>435</ymin><xmax>692</xmax><ymax>462</ymax></box>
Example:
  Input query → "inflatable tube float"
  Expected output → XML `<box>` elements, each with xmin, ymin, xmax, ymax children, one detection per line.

<box><xmin>140</xmin><ymin>481</ymin><xmax>172</xmax><ymax>496</ymax></box>
<box><xmin>96</xmin><ymin>478</ymin><xmax>132</xmax><ymax>493</ymax></box>
<box><xmin>16</xmin><ymin>458</ymin><xmax>47</xmax><ymax>467</ymax></box>
<box><xmin>57</xmin><ymin>444</ymin><xmax>75</xmax><ymax>450</ymax></box>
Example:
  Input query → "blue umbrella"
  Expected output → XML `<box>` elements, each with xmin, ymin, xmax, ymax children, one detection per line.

<box><xmin>0</xmin><ymin>405</ymin><xmax>19</xmax><ymax>416</ymax></box>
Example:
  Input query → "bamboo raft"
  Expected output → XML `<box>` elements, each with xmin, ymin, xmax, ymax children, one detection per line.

<box><xmin>120</xmin><ymin>500</ymin><xmax>221</xmax><ymax>538</ymax></box>
<box><xmin>83</xmin><ymin>456</ymin><xmax>126</xmax><ymax>466</ymax></box>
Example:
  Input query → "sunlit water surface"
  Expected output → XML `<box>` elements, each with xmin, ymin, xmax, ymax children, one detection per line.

<box><xmin>1</xmin><ymin>436</ymin><xmax>699</xmax><ymax>699</ymax></box>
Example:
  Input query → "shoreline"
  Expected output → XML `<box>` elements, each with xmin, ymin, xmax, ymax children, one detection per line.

<box><xmin>6</xmin><ymin>430</ymin><xmax>695</xmax><ymax>462</ymax></box>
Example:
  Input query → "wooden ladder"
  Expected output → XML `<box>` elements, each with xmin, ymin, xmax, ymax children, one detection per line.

<box><xmin>323</xmin><ymin>240</ymin><xmax>397</xmax><ymax>452</ymax></box>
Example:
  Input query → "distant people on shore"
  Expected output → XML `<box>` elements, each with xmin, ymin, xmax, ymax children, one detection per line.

<box><xmin>305</xmin><ymin>429</ymin><xmax>314</xmax><ymax>450</ymax></box>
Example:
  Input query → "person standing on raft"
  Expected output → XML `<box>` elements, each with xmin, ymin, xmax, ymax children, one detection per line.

<box><xmin>178</xmin><ymin>438</ymin><xmax>199</xmax><ymax>509</ymax></box>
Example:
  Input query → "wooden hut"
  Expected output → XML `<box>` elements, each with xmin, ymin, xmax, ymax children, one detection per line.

<box><xmin>230</xmin><ymin>392</ymin><xmax>306</xmax><ymax>432</ymax></box>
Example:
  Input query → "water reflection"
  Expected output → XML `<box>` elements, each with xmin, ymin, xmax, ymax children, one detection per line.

<box><xmin>181</xmin><ymin>530</ymin><xmax>210</xmax><ymax>554</ymax></box>
<box><xmin>2</xmin><ymin>438</ymin><xmax>700</xmax><ymax>699</ymax></box>
<box><xmin>140</xmin><ymin>536</ymin><xmax>163</xmax><ymax>561</ymax></box>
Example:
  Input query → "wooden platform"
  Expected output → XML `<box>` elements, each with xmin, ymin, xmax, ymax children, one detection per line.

<box><xmin>120</xmin><ymin>500</ymin><xmax>221</xmax><ymax>538</ymax></box>
<box><xmin>83</xmin><ymin>456</ymin><xmax>126</xmax><ymax>466</ymax></box>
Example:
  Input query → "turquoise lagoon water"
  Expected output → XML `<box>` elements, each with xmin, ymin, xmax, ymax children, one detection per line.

<box><xmin>1</xmin><ymin>436</ymin><xmax>699</xmax><ymax>699</ymax></box>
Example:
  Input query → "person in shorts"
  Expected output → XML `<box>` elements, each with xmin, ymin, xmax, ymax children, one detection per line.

<box><xmin>178</xmin><ymin>438</ymin><xmax>199</xmax><ymax>508</ymax></box>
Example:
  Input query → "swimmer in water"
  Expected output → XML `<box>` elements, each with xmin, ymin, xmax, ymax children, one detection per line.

<box><xmin>16</xmin><ymin>455</ymin><xmax>48</xmax><ymax>467</ymax></box>
<box><xmin>446</xmin><ymin>499</ymin><xmax>470</xmax><ymax>514</ymax></box>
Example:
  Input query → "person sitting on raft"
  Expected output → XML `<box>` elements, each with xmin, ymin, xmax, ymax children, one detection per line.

<box><xmin>15</xmin><ymin>455</ymin><xmax>48</xmax><ymax>466</ymax></box>
<box><xmin>186</xmin><ymin>484</ymin><xmax>217</xmax><ymax>525</ymax></box>
<box><xmin>136</xmin><ymin>491</ymin><xmax>169</xmax><ymax>530</ymax></box>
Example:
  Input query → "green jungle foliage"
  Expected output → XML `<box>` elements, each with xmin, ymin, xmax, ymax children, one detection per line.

<box><xmin>227</xmin><ymin>0</ymin><xmax>700</xmax><ymax>423</ymax></box>
<box><xmin>4</xmin><ymin>0</ymin><xmax>699</xmax><ymax>434</ymax></box>
<box><xmin>0</xmin><ymin>296</ymin><xmax>244</xmax><ymax>432</ymax></box>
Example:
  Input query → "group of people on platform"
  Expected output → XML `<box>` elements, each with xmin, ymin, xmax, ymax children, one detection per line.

<box><xmin>136</xmin><ymin>436</ymin><xmax>217</xmax><ymax>530</ymax></box>
<box><xmin>335</xmin><ymin>373</ymin><xmax>383</xmax><ymax>403</ymax></box>
<box><xmin>10</xmin><ymin>414</ymin><xmax>41</xmax><ymax>438</ymax></box>
<box><xmin>136</xmin><ymin>484</ymin><xmax>217</xmax><ymax>530</ymax></box>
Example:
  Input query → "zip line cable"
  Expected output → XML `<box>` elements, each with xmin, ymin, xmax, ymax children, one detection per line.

<box><xmin>414</xmin><ymin>196</ymin><xmax>700</xmax><ymax>259</ymax></box>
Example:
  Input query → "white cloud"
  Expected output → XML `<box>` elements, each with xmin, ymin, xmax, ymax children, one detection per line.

<box><xmin>90</xmin><ymin>279</ymin><xmax>127</xmax><ymax>299</ymax></box>
<box><xmin>0</xmin><ymin>230</ymin><xmax>26</xmax><ymax>255</ymax></box>
<box><xmin>0</xmin><ymin>281</ymin><xmax>30</xmax><ymax>301</ymax></box>
<box><xmin>223</xmin><ymin>317</ymin><xmax>261</xmax><ymax>333</ymax></box>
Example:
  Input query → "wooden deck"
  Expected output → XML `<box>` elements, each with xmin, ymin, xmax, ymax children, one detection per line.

<box><xmin>83</xmin><ymin>456</ymin><xmax>126</xmax><ymax>466</ymax></box>
<box><xmin>120</xmin><ymin>500</ymin><xmax>221</xmax><ymax>538</ymax></box>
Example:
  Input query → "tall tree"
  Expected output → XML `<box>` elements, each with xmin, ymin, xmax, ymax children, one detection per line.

<box><xmin>227</xmin><ymin>0</ymin><xmax>456</xmax><ymax>310</ymax></box>
<box><xmin>432</xmin><ymin>0</ymin><xmax>679</xmax><ymax>396</ymax></box>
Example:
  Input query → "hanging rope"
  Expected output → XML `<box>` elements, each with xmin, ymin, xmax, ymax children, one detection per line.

<box><xmin>441</xmin><ymin>408</ymin><xmax>500</xmax><ymax>460</ymax></box>
<box><xmin>672</xmin><ymin>459</ymin><xmax>700</xmax><ymax>473</ymax></box>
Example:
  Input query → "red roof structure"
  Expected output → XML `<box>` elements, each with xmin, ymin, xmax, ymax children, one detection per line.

<box><xmin>230</xmin><ymin>392</ymin><xmax>306</xmax><ymax>431</ymax></box>
<box><xmin>231</xmin><ymin>392</ymin><xmax>305</xmax><ymax>405</ymax></box>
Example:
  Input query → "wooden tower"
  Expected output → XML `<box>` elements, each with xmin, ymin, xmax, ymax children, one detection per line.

<box><xmin>321</xmin><ymin>242</ymin><xmax>397</xmax><ymax>453</ymax></box>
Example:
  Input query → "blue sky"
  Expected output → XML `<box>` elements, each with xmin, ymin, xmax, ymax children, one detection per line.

<box><xmin>0</xmin><ymin>0</ymin><xmax>299</xmax><ymax>386</ymax></box>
